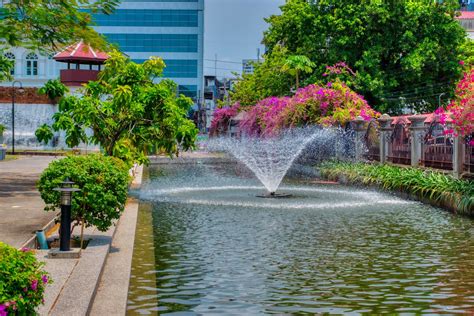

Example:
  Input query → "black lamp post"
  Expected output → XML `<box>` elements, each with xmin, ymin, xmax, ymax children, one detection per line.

<box><xmin>53</xmin><ymin>178</ymin><xmax>80</xmax><ymax>251</ymax></box>
<box><xmin>11</xmin><ymin>81</ymin><xmax>24</xmax><ymax>155</ymax></box>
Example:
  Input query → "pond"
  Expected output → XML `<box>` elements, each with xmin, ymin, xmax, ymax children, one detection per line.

<box><xmin>127</xmin><ymin>160</ymin><xmax>474</xmax><ymax>315</ymax></box>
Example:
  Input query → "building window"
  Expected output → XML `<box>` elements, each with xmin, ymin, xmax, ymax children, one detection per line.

<box><xmin>4</xmin><ymin>52</ymin><xmax>15</xmax><ymax>75</ymax></box>
<box><xmin>104</xmin><ymin>34</ymin><xmax>198</xmax><ymax>53</ymax></box>
<box><xmin>25</xmin><ymin>52</ymin><xmax>38</xmax><ymax>76</ymax></box>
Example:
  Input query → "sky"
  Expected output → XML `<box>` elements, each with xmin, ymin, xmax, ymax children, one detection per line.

<box><xmin>204</xmin><ymin>0</ymin><xmax>285</xmax><ymax>78</ymax></box>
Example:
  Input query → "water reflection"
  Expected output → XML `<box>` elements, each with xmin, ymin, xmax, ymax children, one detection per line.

<box><xmin>128</xmin><ymin>162</ymin><xmax>474</xmax><ymax>315</ymax></box>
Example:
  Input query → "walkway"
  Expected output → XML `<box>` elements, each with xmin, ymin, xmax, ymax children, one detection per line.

<box><xmin>0</xmin><ymin>156</ymin><xmax>58</xmax><ymax>248</ymax></box>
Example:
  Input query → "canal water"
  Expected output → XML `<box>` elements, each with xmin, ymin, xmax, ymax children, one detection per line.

<box><xmin>127</xmin><ymin>161</ymin><xmax>474</xmax><ymax>315</ymax></box>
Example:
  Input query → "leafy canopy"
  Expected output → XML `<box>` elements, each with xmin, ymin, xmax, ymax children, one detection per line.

<box><xmin>36</xmin><ymin>51</ymin><xmax>198</xmax><ymax>164</ymax></box>
<box><xmin>282</xmin><ymin>55</ymin><xmax>316</xmax><ymax>89</ymax></box>
<box><xmin>230</xmin><ymin>45</ymin><xmax>294</xmax><ymax>106</ymax></box>
<box><xmin>235</xmin><ymin>0</ymin><xmax>472</xmax><ymax>113</ymax></box>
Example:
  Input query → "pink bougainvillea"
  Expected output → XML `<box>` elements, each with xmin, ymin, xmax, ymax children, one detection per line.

<box><xmin>209</xmin><ymin>103</ymin><xmax>240</xmax><ymax>136</ymax></box>
<box><xmin>436</xmin><ymin>69</ymin><xmax>473</xmax><ymax>139</ymax></box>
<box><xmin>239</xmin><ymin>80</ymin><xmax>379</xmax><ymax>136</ymax></box>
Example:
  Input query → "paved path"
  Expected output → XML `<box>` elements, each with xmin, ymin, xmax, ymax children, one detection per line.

<box><xmin>0</xmin><ymin>156</ymin><xmax>58</xmax><ymax>248</ymax></box>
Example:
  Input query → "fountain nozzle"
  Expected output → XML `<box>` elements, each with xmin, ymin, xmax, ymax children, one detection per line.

<box><xmin>256</xmin><ymin>192</ymin><xmax>293</xmax><ymax>199</ymax></box>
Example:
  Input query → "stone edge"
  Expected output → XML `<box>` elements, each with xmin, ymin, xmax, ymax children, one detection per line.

<box><xmin>88</xmin><ymin>165</ymin><xmax>143</xmax><ymax>315</ymax></box>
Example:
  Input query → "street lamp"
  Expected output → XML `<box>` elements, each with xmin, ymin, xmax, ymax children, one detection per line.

<box><xmin>11</xmin><ymin>81</ymin><xmax>24</xmax><ymax>155</ymax></box>
<box><xmin>438</xmin><ymin>92</ymin><xmax>447</xmax><ymax>109</ymax></box>
<box><xmin>53</xmin><ymin>178</ymin><xmax>80</xmax><ymax>251</ymax></box>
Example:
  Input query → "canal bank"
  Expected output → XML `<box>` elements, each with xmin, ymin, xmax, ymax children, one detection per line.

<box><xmin>36</xmin><ymin>165</ymin><xmax>143</xmax><ymax>315</ymax></box>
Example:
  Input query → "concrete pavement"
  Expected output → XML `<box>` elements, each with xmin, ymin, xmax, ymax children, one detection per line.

<box><xmin>0</xmin><ymin>156</ymin><xmax>58</xmax><ymax>248</ymax></box>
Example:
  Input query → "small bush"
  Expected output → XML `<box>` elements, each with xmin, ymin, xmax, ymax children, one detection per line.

<box><xmin>0</xmin><ymin>124</ymin><xmax>5</xmax><ymax>136</ymax></box>
<box><xmin>38</xmin><ymin>154</ymin><xmax>130</xmax><ymax>232</ymax></box>
<box><xmin>0</xmin><ymin>242</ymin><xmax>51</xmax><ymax>315</ymax></box>
<box><xmin>320</xmin><ymin>161</ymin><xmax>474</xmax><ymax>214</ymax></box>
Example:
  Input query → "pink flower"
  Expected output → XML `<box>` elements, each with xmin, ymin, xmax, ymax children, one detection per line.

<box><xmin>31</xmin><ymin>279</ymin><xmax>38</xmax><ymax>291</ymax></box>
<box><xmin>0</xmin><ymin>304</ymin><xmax>7</xmax><ymax>316</ymax></box>
<box><xmin>459</xmin><ymin>60</ymin><xmax>465</xmax><ymax>66</ymax></box>
<box><xmin>327</xmin><ymin>82</ymin><xmax>332</xmax><ymax>88</ymax></box>
<box><xmin>469</xmin><ymin>139</ymin><xmax>474</xmax><ymax>147</ymax></box>
<box><xmin>42</xmin><ymin>275</ymin><xmax>49</xmax><ymax>284</ymax></box>
<box><xmin>20</xmin><ymin>247</ymin><xmax>29</xmax><ymax>252</ymax></box>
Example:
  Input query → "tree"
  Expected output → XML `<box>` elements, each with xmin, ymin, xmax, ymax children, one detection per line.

<box><xmin>0</xmin><ymin>0</ymin><xmax>120</xmax><ymax>80</ymax></box>
<box><xmin>282</xmin><ymin>55</ymin><xmax>316</xmax><ymax>89</ymax></box>
<box><xmin>262</xmin><ymin>0</ymin><xmax>473</xmax><ymax>113</ymax></box>
<box><xmin>36</xmin><ymin>51</ymin><xmax>198</xmax><ymax>164</ymax></box>
<box><xmin>231</xmin><ymin>45</ymin><xmax>294</xmax><ymax>106</ymax></box>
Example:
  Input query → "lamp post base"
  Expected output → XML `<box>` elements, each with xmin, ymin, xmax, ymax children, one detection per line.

<box><xmin>48</xmin><ymin>248</ymin><xmax>81</xmax><ymax>259</ymax></box>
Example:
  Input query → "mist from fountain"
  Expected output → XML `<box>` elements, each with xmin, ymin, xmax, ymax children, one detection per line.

<box><xmin>208</xmin><ymin>127</ymin><xmax>354</xmax><ymax>194</ymax></box>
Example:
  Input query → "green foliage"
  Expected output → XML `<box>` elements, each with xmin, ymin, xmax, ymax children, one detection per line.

<box><xmin>262</xmin><ymin>0</ymin><xmax>471</xmax><ymax>113</ymax></box>
<box><xmin>0</xmin><ymin>124</ymin><xmax>5</xmax><ymax>135</ymax></box>
<box><xmin>282</xmin><ymin>55</ymin><xmax>316</xmax><ymax>89</ymax></box>
<box><xmin>0</xmin><ymin>54</ymin><xmax>13</xmax><ymax>82</ymax></box>
<box><xmin>0</xmin><ymin>242</ymin><xmax>51</xmax><ymax>315</ymax></box>
<box><xmin>38</xmin><ymin>154</ymin><xmax>130</xmax><ymax>232</ymax></box>
<box><xmin>320</xmin><ymin>161</ymin><xmax>474</xmax><ymax>214</ymax></box>
<box><xmin>0</xmin><ymin>0</ymin><xmax>120</xmax><ymax>77</ymax></box>
<box><xmin>38</xmin><ymin>79</ymin><xmax>69</xmax><ymax>103</ymax></box>
<box><xmin>0</xmin><ymin>0</ymin><xmax>119</xmax><ymax>51</ymax></box>
<box><xmin>36</xmin><ymin>51</ymin><xmax>198</xmax><ymax>165</ymax></box>
<box><xmin>35</xmin><ymin>124</ymin><xmax>54</xmax><ymax>145</ymax></box>
<box><xmin>231</xmin><ymin>45</ymin><xmax>294</xmax><ymax>106</ymax></box>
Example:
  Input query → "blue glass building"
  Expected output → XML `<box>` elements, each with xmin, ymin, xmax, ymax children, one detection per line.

<box><xmin>92</xmin><ymin>0</ymin><xmax>204</xmax><ymax>99</ymax></box>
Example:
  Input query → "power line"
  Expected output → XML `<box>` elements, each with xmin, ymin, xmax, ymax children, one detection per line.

<box><xmin>204</xmin><ymin>58</ymin><xmax>243</xmax><ymax>65</ymax></box>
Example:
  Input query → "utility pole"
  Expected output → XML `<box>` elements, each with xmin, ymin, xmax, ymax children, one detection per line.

<box><xmin>214</xmin><ymin>53</ymin><xmax>217</xmax><ymax>78</ymax></box>
<box><xmin>223</xmin><ymin>78</ymin><xmax>227</xmax><ymax>106</ymax></box>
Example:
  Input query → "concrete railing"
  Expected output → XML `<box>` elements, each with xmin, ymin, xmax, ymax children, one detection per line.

<box><xmin>351</xmin><ymin>115</ymin><xmax>472</xmax><ymax>179</ymax></box>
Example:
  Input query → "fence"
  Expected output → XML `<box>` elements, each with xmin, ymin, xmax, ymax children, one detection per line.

<box><xmin>364</xmin><ymin>120</ymin><xmax>380</xmax><ymax>161</ymax></box>
<box><xmin>351</xmin><ymin>114</ymin><xmax>473</xmax><ymax>178</ymax></box>
<box><xmin>421</xmin><ymin>121</ymin><xmax>453</xmax><ymax>170</ymax></box>
<box><xmin>388</xmin><ymin>120</ymin><xmax>411</xmax><ymax>165</ymax></box>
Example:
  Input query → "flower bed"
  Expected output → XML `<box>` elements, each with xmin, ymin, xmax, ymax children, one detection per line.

<box><xmin>0</xmin><ymin>243</ymin><xmax>51</xmax><ymax>315</ymax></box>
<box><xmin>320</xmin><ymin>161</ymin><xmax>474</xmax><ymax>215</ymax></box>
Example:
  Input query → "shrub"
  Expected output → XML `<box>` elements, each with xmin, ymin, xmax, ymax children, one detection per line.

<box><xmin>239</xmin><ymin>80</ymin><xmax>379</xmax><ymax>136</ymax></box>
<box><xmin>436</xmin><ymin>68</ymin><xmax>474</xmax><ymax>140</ymax></box>
<box><xmin>38</xmin><ymin>154</ymin><xmax>130</xmax><ymax>232</ymax></box>
<box><xmin>209</xmin><ymin>103</ymin><xmax>240</xmax><ymax>136</ymax></box>
<box><xmin>320</xmin><ymin>161</ymin><xmax>474</xmax><ymax>214</ymax></box>
<box><xmin>0</xmin><ymin>242</ymin><xmax>51</xmax><ymax>315</ymax></box>
<box><xmin>38</xmin><ymin>79</ymin><xmax>68</xmax><ymax>103</ymax></box>
<box><xmin>0</xmin><ymin>124</ymin><xmax>5</xmax><ymax>136</ymax></box>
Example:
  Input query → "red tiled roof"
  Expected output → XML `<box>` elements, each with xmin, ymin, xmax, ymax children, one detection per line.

<box><xmin>53</xmin><ymin>41</ymin><xmax>109</xmax><ymax>64</ymax></box>
<box><xmin>457</xmin><ymin>11</ymin><xmax>474</xmax><ymax>19</ymax></box>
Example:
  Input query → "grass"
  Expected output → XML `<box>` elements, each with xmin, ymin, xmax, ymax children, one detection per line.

<box><xmin>319</xmin><ymin>161</ymin><xmax>474</xmax><ymax>215</ymax></box>
<box><xmin>3</xmin><ymin>155</ymin><xmax>18</xmax><ymax>161</ymax></box>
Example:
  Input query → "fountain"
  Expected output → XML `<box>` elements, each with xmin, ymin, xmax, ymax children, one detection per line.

<box><xmin>208</xmin><ymin>127</ymin><xmax>350</xmax><ymax>196</ymax></box>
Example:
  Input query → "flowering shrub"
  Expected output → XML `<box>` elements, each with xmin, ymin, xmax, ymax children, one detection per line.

<box><xmin>38</xmin><ymin>154</ymin><xmax>130</xmax><ymax>232</ymax></box>
<box><xmin>209</xmin><ymin>103</ymin><xmax>240</xmax><ymax>136</ymax></box>
<box><xmin>0</xmin><ymin>242</ymin><xmax>51</xmax><ymax>315</ymax></box>
<box><xmin>240</xmin><ymin>80</ymin><xmax>379</xmax><ymax>136</ymax></box>
<box><xmin>436</xmin><ymin>69</ymin><xmax>473</xmax><ymax>143</ymax></box>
